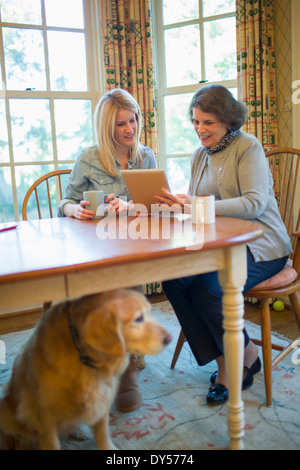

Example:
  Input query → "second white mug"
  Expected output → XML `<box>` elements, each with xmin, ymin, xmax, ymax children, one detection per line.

<box><xmin>192</xmin><ymin>195</ymin><xmax>215</xmax><ymax>224</ymax></box>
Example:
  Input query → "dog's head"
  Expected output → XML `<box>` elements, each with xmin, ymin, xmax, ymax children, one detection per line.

<box><xmin>70</xmin><ymin>290</ymin><xmax>171</xmax><ymax>360</ymax></box>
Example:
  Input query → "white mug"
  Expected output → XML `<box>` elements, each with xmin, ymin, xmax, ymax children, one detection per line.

<box><xmin>83</xmin><ymin>190</ymin><xmax>105</xmax><ymax>218</ymax></box>
<box><xmin>197</xmin><ymin>195</ymin><xmax>215</xmax><ymax>224</ymax></box>
<box><xmin>191</xmin><ymin>197</ymin><xmax>204</xmax><ymax>224</ymax></box>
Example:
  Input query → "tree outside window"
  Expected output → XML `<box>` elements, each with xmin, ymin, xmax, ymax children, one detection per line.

<box><xmin>0</xmin><ymin>0</ymin><xmax>96</xmax><ymax>222</ymax></box>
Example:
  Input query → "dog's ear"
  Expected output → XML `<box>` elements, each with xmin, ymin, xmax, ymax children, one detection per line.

<box><xmin>82</xmin><ymin>305</ymin><xmax>126</xmax><ymax>357</ymax></box>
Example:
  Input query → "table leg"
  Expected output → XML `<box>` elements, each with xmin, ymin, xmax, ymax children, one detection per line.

<box><xmin>218</xmin><ymin>245</ymin><xmax>247</xmax><ymax>450</ymax></box>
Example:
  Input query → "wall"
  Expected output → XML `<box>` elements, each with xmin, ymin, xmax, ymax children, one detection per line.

<box><xmin>292</xmin><ymin>0</ymin><xmax>300</xmax><ymax>149</ymax></box>
<box><xmin>274</xmin><ymin>0</ymin><xmax>293</xmax><ymax>147</ymax></box>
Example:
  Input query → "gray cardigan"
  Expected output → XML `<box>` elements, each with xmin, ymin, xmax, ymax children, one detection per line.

<box><xmin>188</xmin><ymin>132</ymin><xmax>292</xmax><ymax>262</ymax></box>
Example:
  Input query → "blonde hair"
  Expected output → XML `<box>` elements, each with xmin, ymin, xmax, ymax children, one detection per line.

<box><xmin>94</xmin><ymin>88</ymin><xmax>143</xmax><ymax>177</ymax></box>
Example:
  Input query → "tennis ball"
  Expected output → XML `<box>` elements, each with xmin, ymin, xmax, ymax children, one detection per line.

<box><xmin>273</xmin><ymin>300</ymin><xmax>284</xmax><ymax>312</ymax></box>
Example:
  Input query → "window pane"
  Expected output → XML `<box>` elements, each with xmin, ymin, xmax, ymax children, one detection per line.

<box><xmin>165</xmin><ymin>93</ymin><xmax>199</xmax><ymax>155</ymax></box>
<box><xmin>45</xmin><ymin>0</ymin><xmax>84</xmax><ymax>28</ymax></box>
<box><xmin>165</xmin><ymin>25</ymin><xmax>200</xmax><ymax>87</ymax></box>
<box><xmin>10</xmin><ymin>99</ymin><xmax>53</xmax><ymax>162</ymax></box>
<box><xmin>163</xmin><ymin>0</ymin><xmax>198</xmax><ymax>25</ymax></box>
<box><xmin>59</xmin><ymin>163</ymin><xmax>73</xmax><ymax>171</ymax></box>
<box><xmin>1</xmin><ymin>0</ymin><xmax>42</xmax><ymax>25</ymax></box>
<box><xmin>47</xmin><ymin>31</ymin><xmax>87</xmax><ymax>91</ymax></box>
<box><xmin>54</xmin><ymin>100</ymin><xmax>93</xmax><ymax>160</ymax></box>
<box><xmin>229</xmin><ymin>87</ymin><xmax>238</xmax><ymax>100</ymax></box>
<box><xmin>203</xmin><ymin>0</ymin><xmax>235</xmax><ymax>17</ymax></box>
<box><xmin>0</xmin><ymin>167</ymin><xmax>15</xmax><ymax>222</ymax></box>
<box><xmin>15</xmin><ymin>164</ymin><xmax>56</xmax><ymax>220</ymax></box>
<box><xmin>3</xmin><ymin>28</ymin><xmax>46</xmax><ymax>90</ymax></box>
<box><xmin>167</xmin><ymin>157</ymin><xmax>191</xmax><ymax>194</ymax></box>
<box><xmin>0</xmin><ymin>100</ymin><xmax>9</xmax><ymax>163</ymax></box>
<box><xmin>204</xmin><ymin>18</ymin><xmax>237</xmax><ymax>81</ymax></box>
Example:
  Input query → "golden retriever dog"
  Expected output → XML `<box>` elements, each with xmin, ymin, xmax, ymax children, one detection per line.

<box><xmin>0</xmin><ymin>289</ymin><xmax>171</xmax><ymax>450</ymax></box>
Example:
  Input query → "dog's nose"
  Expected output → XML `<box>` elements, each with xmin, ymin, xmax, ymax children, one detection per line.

<box><xmin>163</xmin><ymin>334</ymin><xmax>172</xmax><ymax>345</ymax></box>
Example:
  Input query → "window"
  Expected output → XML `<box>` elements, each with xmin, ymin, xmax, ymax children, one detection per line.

<box><xmin>0</xmin><ymin>0</ymin><xmax>100</xmax><ymax>222</ymax></box>
<box><xmin>154</xmin><ymin>0</ymin><xmax>237</xmax><ymax>193</ymax></box>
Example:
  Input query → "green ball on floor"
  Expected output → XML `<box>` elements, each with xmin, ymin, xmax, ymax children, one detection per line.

<box><xmin>273</xmin><ymin>300</ymin><xmax>285</xmax><ymax>311</ymax></box>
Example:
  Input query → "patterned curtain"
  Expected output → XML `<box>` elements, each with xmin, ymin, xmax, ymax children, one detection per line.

<box><xmin>237</xmin><ymin>1</ymin><xmax>281</xmax><ymax>304</ymax></box>
<box><xmin>236</xmin><ymin>0</ymin><xmax>278</xmax><ymax>151</ymax></box>
<box><xmin>101</xmin><ymin>0</ymin><xmax>157</xmax><ymax>155</ymax></box>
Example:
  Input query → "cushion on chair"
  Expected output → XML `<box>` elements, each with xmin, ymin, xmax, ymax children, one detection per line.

<box><xmin>250</xmin><ymin>261</ymin><xmax>297</xmax><ymax>292</ymax></box>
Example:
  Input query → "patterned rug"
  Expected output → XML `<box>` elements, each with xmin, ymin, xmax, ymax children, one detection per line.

<box><xmin>1</xmin><ymin>300</ymin><xmax>299</xmax><ymax>451</ymax></box>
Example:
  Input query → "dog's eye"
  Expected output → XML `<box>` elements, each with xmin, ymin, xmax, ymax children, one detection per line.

<box><xmin>134</xmin><ymin>315</ymin><xmax>144</xmax><ymax>323</ymax></box>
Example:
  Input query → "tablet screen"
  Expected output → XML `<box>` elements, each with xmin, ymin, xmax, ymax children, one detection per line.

<box><xmin>121</xmin><ymin>169</ymin><xmax>170</xmax><ymax>212</ymax></box>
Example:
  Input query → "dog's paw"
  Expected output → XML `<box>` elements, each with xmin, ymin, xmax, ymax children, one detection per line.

<box><xmin>68</xmin><ymin>424</ymin><xmax>93</xmax><ymax>441</ymax></box>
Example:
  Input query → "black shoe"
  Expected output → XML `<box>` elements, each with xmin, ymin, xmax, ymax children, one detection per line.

<box><xmin>206</xmin><ymin>384</ymin><xmax>228</xmax><ymax>405</ymax></box>
<box><xmin>242</xmin><ymin>356</ymin><xmax>262</xmax><ymax>390</ymax></box>
<box><xmin>210</xmin><ymin>357</ymin><xmax>261</xmax><ymax>390</ymax></box>
<box><xmin>249</xmin><ymin>356</ymin><xmax>262</xmax><ymax>375</ymax></box>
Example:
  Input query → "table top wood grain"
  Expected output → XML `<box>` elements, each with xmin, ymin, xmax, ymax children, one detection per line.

<box><xmin>0</xmin><ymin>215</ymin><xmax>263</xmax><ymax>284</ymax></box>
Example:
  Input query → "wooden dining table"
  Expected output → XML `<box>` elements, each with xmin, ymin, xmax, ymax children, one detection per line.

<box><xmin>0</xmin><ymin>213</ymin><xmax>263</xmax><ymax>450</ymax></box>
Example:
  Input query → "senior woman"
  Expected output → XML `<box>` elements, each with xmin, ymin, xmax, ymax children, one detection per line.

<box><xmin>58</xmin><ymin>88</ymin><xmax>157</xmax><ymax>413</ymax></box>
<box><xmin>155</xmin><ymin>84</ymin><xmax>292</xmax><ymax>404</ymax></box>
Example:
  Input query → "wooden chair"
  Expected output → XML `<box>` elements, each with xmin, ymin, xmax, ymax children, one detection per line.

<box><xmin>170</xmin><ymin>148</ymin><xmax>300</xmax><ymax>406</ymax></box>
<box><xmin>22</xmin><ymin>169</ymin><xmax>72</xmax><ymax>221</ymax></box>
<box><xmin>22</xmin><ymin>169</ymin><xmax>72</xmax><ymax>312</ymax></box>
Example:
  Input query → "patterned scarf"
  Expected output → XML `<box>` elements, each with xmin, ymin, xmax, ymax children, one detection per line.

<box><xmin>205</xmin><ymin>129</ymin><xmax>241</xmax><ymax>155</ymax></box>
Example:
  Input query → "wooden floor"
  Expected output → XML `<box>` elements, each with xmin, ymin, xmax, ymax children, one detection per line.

<box><xmin>243</xmin><ymin>300</ymin><xmax>299</xmax><ymax>341</ymax></box>
<box><xmin>0</xmin><ymin>295</ymin><xmax>299</xmax><ymax>340</ymax></box>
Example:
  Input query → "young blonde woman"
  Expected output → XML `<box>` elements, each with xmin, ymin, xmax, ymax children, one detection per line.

<box><xmin>58</xmin><ymin>88</ymin><xmax>157</xmax><ymax>412</ymax></box>
<box><xmin>58</xmin><ymin>88</ymin><xmax>157</xmax><ymax>219</ymax></box>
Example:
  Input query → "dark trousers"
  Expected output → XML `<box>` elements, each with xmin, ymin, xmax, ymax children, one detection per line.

<box><xmin>162</xmin><ymin>250</ymin><xmax>288</xmax><ymax>366</ymax></box>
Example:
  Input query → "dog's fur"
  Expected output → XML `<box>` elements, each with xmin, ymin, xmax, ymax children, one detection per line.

<box><xmin>0</xmin><ymin>289</ymin><xmax>171</xmax><ymax>450</ymax></box>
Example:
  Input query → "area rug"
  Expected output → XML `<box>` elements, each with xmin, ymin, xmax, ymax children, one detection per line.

<box><xmin>0</xmin><ymin>300</ymin><xmax>299</xmax><ymax>451</ymax></box>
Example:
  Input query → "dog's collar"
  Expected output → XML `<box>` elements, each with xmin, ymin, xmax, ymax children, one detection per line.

<box><xmin>67</xmin><ymin>307</ymin><xmax>99</xmax><ymax>370</ymax></box>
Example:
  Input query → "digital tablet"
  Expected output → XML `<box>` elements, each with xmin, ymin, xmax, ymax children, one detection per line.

<box><xmin>121</xmin><ymin>169</ymin><xmax>170</xmax><ymax>211</ymax></box>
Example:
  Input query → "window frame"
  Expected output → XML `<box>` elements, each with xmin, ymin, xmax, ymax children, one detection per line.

<box><xmin>0</xmin><ymin>0</ymin><xmax>104</xmax><ymax>222</ymax></box>
<box><xmin>153</xmin><ymin>0</ymin><xmax>237</xmax><ymax>174</ymax></box>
